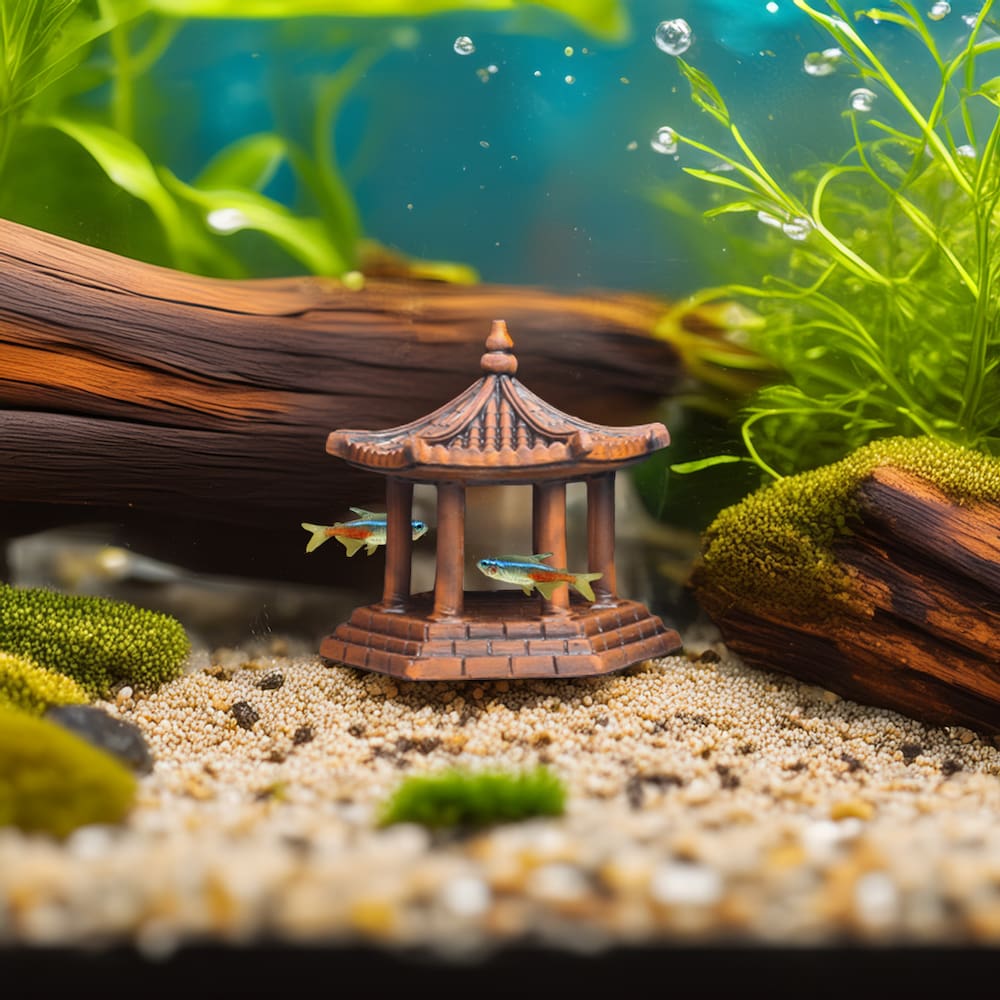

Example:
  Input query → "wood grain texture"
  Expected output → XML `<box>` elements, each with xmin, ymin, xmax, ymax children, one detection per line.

<box><xmin>0</xmin><ymin>219</ymin><xmax>682</xmax><ymax>583</ymax></box>
<box><xmin>694</xmin><ymin>466</ymin><xmax>1000</xmax><ymax>734</ymax></box>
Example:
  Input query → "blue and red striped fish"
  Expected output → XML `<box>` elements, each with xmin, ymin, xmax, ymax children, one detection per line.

<box><xmin>476</xmin><ymin>553</ymin><xmax>602</xmax><ymax>601</ymax></box>
<box><xmin>301</xmin><ymin>508</ymin><xmax>428</xmax><ymax>556</ymax></box>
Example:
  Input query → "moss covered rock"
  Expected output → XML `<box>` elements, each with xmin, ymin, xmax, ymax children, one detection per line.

<box><xmin>0</xmin><ymin>704</ymin><xmax>137</xmax><ymax>838</ymax></box>
<box><xmin>0</xmin><ymin>584</ymin><xmax>189</xmax><ymax>698</ymax></box>
<box><xmin>695</xmin><ymin>435</ymin><xmax>1000</xmax><ymax>621</ymax></box>
<box><xmin>0</xmin><ymin>651</ymin><xmax>89</xmax><ymax>715</ymax></box>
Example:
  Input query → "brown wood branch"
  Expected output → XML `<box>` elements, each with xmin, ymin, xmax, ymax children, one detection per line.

<box><xmin>0</xmin><ymin>218</ymin><xmax>684</xmax><ymax>583</ymax></box>
<box><xmin>693</xmin><ymin>465</ymin><xmax>1000</xmax><ymax>734</ymax></box>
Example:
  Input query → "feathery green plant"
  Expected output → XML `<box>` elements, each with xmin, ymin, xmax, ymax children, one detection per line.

<box><xmin>377</xmin><ymin>766</ymin><xmax>566</xmax><ymax>829</ymax></box>
<box><xmin>659</xmin><ymin>0</ymin><xmax>1000</xmax><ymax>481</ymax></box>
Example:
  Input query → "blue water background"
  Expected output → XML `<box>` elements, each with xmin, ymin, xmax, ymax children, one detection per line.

<box><xmin>145</xmin><ymin>0</ymin><xmax>980</xmax><ymax>298</ymax></box>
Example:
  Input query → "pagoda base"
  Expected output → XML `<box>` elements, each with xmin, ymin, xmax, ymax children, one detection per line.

<box><xmin>320</xmin><ymin>590</ymin><xmax>682</xmax><ymax>681</ymax></box>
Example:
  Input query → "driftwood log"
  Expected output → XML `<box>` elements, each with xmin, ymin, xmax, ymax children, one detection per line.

<box><xmin>693</xmin><ymin>465</ymin><xmax>1000</xmax><ymax>734</ymax></box>
<box><xmin>0</xmin><ymin>219</ymin><xmax>684</xmax><ymax>585</ymax></box>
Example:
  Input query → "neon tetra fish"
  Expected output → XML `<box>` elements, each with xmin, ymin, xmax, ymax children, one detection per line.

<box><xmin>476</xmin><ymin>553</ymin><xmax>602</xmax><ymax>601</ymax></box>
<box><xmin>301</xmin><ymin>508</ymin><xmax>429</xmax><ymax>556</ymax></box>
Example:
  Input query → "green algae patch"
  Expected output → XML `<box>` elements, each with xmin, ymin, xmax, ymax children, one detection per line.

<box><xmin>0</xmin><ymin>705</ymin><xmax>137</xmax><ymax>838</ymax></box>
<box><xmin>0</xmin><ymin>585</ymin><xmax>190</xmax><ymax>699</ymax></box>
<box><xmin>695</xmin><ymin>436</ymin><xmax>1000</xmax><ymax>622</ymax></box>
<box><xmin>378</xmin><ymin>766</ymin><xmax>567</xmax><ymax>830</ymax></box>
<box><xmin>0</xmin><ymin>652</ymin><xmax>89</xmax><ymax>715</ymax></box>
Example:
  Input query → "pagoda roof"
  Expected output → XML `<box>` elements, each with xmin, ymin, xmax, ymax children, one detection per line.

<box><xmin>326</xmin><ymin>320</ymin><xmax>670</xmax><ymax>483</ymax></box>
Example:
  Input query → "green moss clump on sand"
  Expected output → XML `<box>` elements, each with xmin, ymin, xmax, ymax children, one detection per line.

<box><xmin>378</xmin><ymin>766</ymin><xmax>567</xmax><ymax>830</ymax></box>
<box><xmin>0</xmin><ymin>704</ymin><xmax>137</xmax><ymax>838</ymax></box>
<box><xmin>0</xmin><ymin>651</ymin><xmax>89</xmax><ymax>715</ymax></box>
<box><xmin>696</xmin><ymin>436</ymin><xmax>1000</xmax><ymax>621</ymax></box>
<box><xmin>0</xmin><ymin>584</ymin><xmax>190</xmax><ymax>698</ymax></box>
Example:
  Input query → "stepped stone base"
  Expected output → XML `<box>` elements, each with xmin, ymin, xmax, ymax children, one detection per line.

<box><xmin>320</xmin><ymin>590</ymin><xmax>682</xmax><ymax>681</ymax></box>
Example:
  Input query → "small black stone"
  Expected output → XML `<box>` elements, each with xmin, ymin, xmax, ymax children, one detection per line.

<box><xmin>230</xmin><ymin>701</ymin><xmax>260</xmax><ymax>730</ymax></box>
<box><xmin>941</xmin><ymin>758</ymin><xmax>963</xmax><ymax>776</ymax></box>
<box><xmin>901</xmin><ymin>743</ymin><xmax>923</xmax><ymax>764</ymax></box>
<box><xmin>292</xmin><ymin>725</ymin><xmax>315</xmax><ymax>745</ymax></box>
<box><xmin>840</xmin><ymin>752</ymin><xmax>864</xmax><ymax>772</ymax></box>
<box><xmin>256</xmin><ymin>671</ymin><xmax>284</xmax><ymax>691</ymax></box>
<box><xmin>44</xmin><ymin>705</ymin><xmax>154</xmax><ymax>774</ymax></box>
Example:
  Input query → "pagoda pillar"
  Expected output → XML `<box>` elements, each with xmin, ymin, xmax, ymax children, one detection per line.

<box><xmin>532</xmin><ymin>480</ymin><xmax>569</xmax><ymax>613</ymax></box>
<box><xmin>380</xmin><ymin>477</ymin><xmax>413</xmax><ymax>611</ymax></box>
<box><xmin>587</xmin><ymin>472</ymin><xmax>617</xmax><ymax>604</ymax></box>
<box><xmin>432</xmin><ymin>482</ymin><xmax>466</xmax><ymax>620</ymax></box>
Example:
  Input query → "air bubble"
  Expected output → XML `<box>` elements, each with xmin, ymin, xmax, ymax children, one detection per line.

<box><xmin>766</xmin><ymin>0</ymin><xmax>779</xmax><ymax>11</ymax></box>
<box><xmin>453</xmin><ymin>35</ymin><xmax>475</xmax><ymax>55</ymax></box>
<box><xmin>206</xmin><ymin>208</ymin><xmax>248</xmax><ymax>234</ymax></box>
<box><xmin>654</xmin><ymin>19</ymin><xmax>694</xmax><ymax>56</ymax></box>
<box><xmin>803</xmin><ymin>47</ymin><xmax>843</xmax><ymax>76</ymax></box>
<box><xmin>650</xmin><ymin>125</ymin><xmax>678</xmax><ymax>155</ymax></box>
<box><xmin>957</xmin><ymin>143</ymin><xmax>976</xmax><ymax>158</ymax></box>
<box><xmin>564</xmin><ymin>74</ymin><xmax>575</xmax><ymax>84</ymax></box>
<box><xmin>757</xmin><ymin>210</ymin><xmax>784</xmax><ymax>231</ymax></box>
<box><xmin>782</xmin><ymin>216</ymin><xmax>813</xmax><ymax>241</ymax></box>
<box><xmin>849</xmin><ymin>87</ymin><xmax>877</xmax><ymax>112</ymax></box>
<box><xmin>928</xmin><ymin>1</ymin><xmax>950</xmax><ymax>20</ymax></box>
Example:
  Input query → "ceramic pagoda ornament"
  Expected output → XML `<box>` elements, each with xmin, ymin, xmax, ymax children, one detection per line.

<box><xmin>319</xmin><ymin>319</ymin><xmax>681</xmax><ymax>680</ymax></box>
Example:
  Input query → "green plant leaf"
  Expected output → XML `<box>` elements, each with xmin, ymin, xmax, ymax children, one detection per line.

<box><xmin>978</xmin><ymin>76</ymin><xmax>1000</xmax><ymax>106</ymax></box>
<box><xmin>162</xmin><ymin>169</ymin><xmax>350</xmax><ymax>275</ymax></box>
<box><xmin>43</xmin><ymin>113</ymin><xmax>187</xmax><ymax>246</ymax></box>
<box><xmin>676</xmin><ymin>59</ymin><xmax>731</xmax><ymax>127</ymax></box>
<box><xmin>194</xmin><ymin>132</ymin><xmax>289</xmax><ymax>190</ymax></box>
<box><xmin>669</xmin><ymin>455</ymin><xmax>750</xmax><ymax>474</ymax></box>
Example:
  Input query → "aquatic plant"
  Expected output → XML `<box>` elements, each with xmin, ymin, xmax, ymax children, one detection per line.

<box><xmin>0</xmin><ymin>0</ymin><xmax>625</xmax><ymax>281</ymax></box>
<box><xmin>658</xmin><ymin>0</ymin><xmax>1000</xmax><ymax>480</ymax></box>
<box><xmin>377</xmin><ymin>765</ymin><xmax>566</xmax><ymax>829</ymax></box>
<box><xmin>0</xmin><ymin>650</ymin><xmax>89</xmax><ymax>715</ymax></box>
<box><xmin>0</xmin><ymin>584</ymin><xmax>189</xmax><ymax>698</ymax></box>
<box><xmin>694</xmin><ymin>435</ymin><xmax>1000</xmax><ymax>621</ymax></box>
<box><xmin>0</xmin><ymin>703</ymin><xmax>136</xmax><ymax>837</ymax></box>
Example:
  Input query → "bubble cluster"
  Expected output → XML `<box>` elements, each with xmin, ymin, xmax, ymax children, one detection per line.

<box><xmin>848</xmin><ymin>87</ymin><xmax>877</xmax><ymax>112</ymax></box>
<box><xmin>650</xmin><ymin>125</ymin><xmax>678</xmax><ymax>155</ymax></box>
<box><xmin>453</xmin><ymin>35</ymin><xmax>475</xmax><ymax>56</ymax></box>
<box><xmin>757</xmin><ymin>209</ymin><xmax>812</xmax><ymax>241</ymax></box>
<box><xmin>928</xmin><ymin>1</ymin><xmax>951</xmax><ymax>20</ymax></box>
<box><xmin>803</xmin><ymin>47</ymin><xmax>843</xmax><ymax>77</ymax></box>
<box><xmin>653</xmin><ymin>19</ymin><xmax>694</xmax><ymax>56</ymax></box>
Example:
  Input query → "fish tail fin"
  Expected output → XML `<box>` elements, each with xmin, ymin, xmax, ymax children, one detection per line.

<box><xmin>339</xmin><ymin>537</ymin><xmax>366</xmax><ymax>557</ymax></box>
<box><xmin>572</xmin><ymin>572</ymin><xmax>603</xmax><ymax>602</ymax></box>
<box><xmin>301</xmin><ymin>523</ymin><xmax>330</xmax><ymax>553</ymax></box>
<box><xmin>535</xmin><ymin>581</ymin><xmax>561</xmax><ymax>600</ymax></box>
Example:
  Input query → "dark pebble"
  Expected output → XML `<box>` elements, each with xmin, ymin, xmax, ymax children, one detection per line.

<box><xmin>292</xmin><ymin>725</ymin><xmax>314</xmax><ymax>745</ymax></box>
<box><xmin>230</xmin><ymin>701</ymin><xmax>260</xmax><ymax>729</ymax></box>
<box><xmin>256</xmin><ymin>671</ymin><xmax>284</xmax><ymax>691</ymax></box>
<box><xmin>901</xmin><ymin>743</ymin><xmax>923</xmax><ymax>764</ymax></box>
<box><xmin>44</xmin><ymin>705</ymin><xmax>154</xmax><ymax>774</ymax></box>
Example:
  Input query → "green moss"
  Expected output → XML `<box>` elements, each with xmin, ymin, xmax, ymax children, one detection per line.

<box><xmin>0</xmin><ymin>651</ymin><xmax>89</xmax><ymax>715</ymax></box>
<box><xmin>696</xmin><ymin>435</ymin><xmax>1000</xmax><ymax>620</ymax></box>
<box><xmin>0</xmin><ymin>704</ymin><xmax>137</xmax><ymax>838</ymax></box>
<box><xmin>377</xmin><ymin>766</ymin><xmax>567</xmax><ymax>830</ymax></box>
<box><xmin>0</xmin><ymin>585</ymin><xmax>190</xmax><ymax>698</ymax></box>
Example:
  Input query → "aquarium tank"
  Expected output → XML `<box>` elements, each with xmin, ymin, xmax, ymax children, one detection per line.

<box><xmin>2</xmin><ymin>0</ymin><xmax>998</xmax><ymax>637</ymax></box>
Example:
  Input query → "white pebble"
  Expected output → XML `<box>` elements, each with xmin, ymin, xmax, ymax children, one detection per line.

<box><xmin>650</xmin><ymin>862</ymin><xmax>722</xmax><ymax>906</ymax></box>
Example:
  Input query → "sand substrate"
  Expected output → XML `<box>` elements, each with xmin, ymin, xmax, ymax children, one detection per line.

<box><xmin>3</xmin><ymin>635</ymin><xmax>1000</xmax><ymax>961</ymax></box>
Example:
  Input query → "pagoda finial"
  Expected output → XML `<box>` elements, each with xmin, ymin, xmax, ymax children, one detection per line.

<box><xmin>480</xmin><ymin>319</ymin><xmax>518</xmax><ymax>375</ymax></box>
